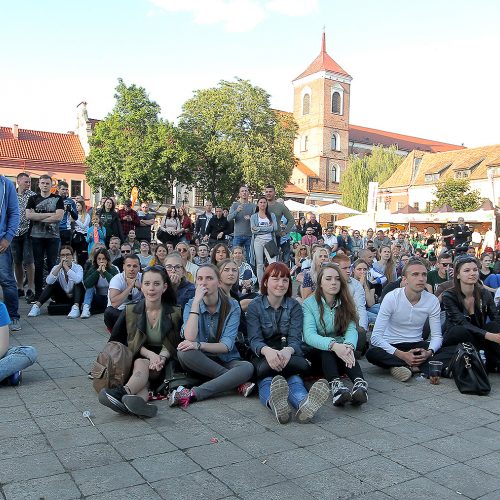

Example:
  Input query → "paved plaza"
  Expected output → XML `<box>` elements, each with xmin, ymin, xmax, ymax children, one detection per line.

<box><xmin>1</xmin><ymin>301</ymin><xmax>500</xmax><ymax>500</ymax></box>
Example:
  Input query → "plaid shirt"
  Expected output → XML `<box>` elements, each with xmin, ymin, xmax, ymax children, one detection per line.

<box><xmin>15</xmin><ymin>189</ymin><xmax>36</xmax><ymax>236</ymax></box>
<box><xmin>117</xmin><ymin>208</ymin><xmax>140</xmax><ymax>234</ymax></box>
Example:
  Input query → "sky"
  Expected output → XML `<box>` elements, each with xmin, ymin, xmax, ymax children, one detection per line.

<box><xmin>1</xmin><ymin>0</ymin><xmax>499</xmax><ymax>148</ymax></box>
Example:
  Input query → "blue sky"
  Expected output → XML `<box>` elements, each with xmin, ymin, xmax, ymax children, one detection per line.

<box><xmin>2</xmin><ymin>0</ymin><xmax>499</xmax><ymax>147</ymax></box>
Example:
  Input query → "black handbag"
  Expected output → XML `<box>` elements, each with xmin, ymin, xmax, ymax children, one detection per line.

<box><xmin>155</xmin><ymin>359</ymin><xmax>203</xmax><ymax>395</ymax></box>
<box><xmin>443</xmin><ymin>343</ymin><xmax>490</xmax><ymax>395</ymax></box>
<box><xmin>264</xmin><ymin>239</ymin><xmax>279</xmax><ymax>259</ymax></box>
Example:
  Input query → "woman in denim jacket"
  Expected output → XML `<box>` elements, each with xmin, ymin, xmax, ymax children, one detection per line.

<box><xmin>247</xmin><ymin>262</ymin><xmax>329</xmax><ymax>424</ymax></box>
<box><xmin>303</xmin><ymin>263</ymin><xmax>368</xmax><ymax>407</ymax></box>
<box><xmin>169</xmin><ymin>264</ymin><xmax>254</xmax><ymax>407</ymax></box>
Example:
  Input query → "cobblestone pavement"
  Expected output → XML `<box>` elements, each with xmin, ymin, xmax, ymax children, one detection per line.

<box><xmin>2</xmin><ymin>301</ymin><xmax>500</xmax><ymax>500</ymax></box>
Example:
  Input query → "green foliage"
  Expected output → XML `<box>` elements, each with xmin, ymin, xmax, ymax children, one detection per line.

<box><xmin>432</xmin><ymin>178</ymin><xmax>482</xmax><ymax>212</ymax></box>
<box><xmin>179</xmin><ymin>78</ymin><xmax>298</xmax><ymax>207</ymax></box>
<box><xmin>340</xmin><ymin>146</ymin><xmax>403</xmax><ymax>212</ymax></box>
<box><xmin>85</xmin><ymin>79</ymin><xmax>189</xmax><ymax>201</ymax></box>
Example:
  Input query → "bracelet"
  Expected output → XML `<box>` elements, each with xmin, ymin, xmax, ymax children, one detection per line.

<box><xmin>197</xmin><ymin>342</ymin><xmax>201</xmax><ymax>350</ymax></box>
<box><xmin>190</xmin><ymin>311</ymin><xmax>200</xmax><ymax>315</ymax></box>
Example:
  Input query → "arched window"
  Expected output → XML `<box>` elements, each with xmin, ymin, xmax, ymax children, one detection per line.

<box><xmin>302</xmin><ymin>93</ymin><xmax>310</xmax><ymax>115</ymax></box>
<box><xmin>331</xmin><ymin>161</ymin><xmax>340</xmax><ymax>183</ymax></box>
<box><xmin>331</xmin><ymin>92</ymin><xmax>341</xmax><ymax>114</ymax></box>
<box><xmin>331</xmin><ymin>131</ymin><xmax>340</xmax><ymax>151</ymax></box>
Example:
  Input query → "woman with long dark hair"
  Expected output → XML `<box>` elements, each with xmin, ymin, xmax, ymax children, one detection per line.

<box><xmin>149</xmin><ymin>244</ymin><xmax>169</xmax><ymax>267</ymax></box>
<box><xmin>158</xmin><ymin>206</ymin><xmax>182</xmax><ymax>246</ymax></box>
<box><xmin>98</xmin><ymin>197</ymin><xmax>123</xmax><ymax>246</ymax></box>
<box><xmin>250</xmin><ymin>197</ymin><xmax>278</xmax><ymax>284</ymax></box>
<box><xmin>373</xmin><ymin>245</ymin><xmax>397</xmax><ymax>284</ymax></box>
<box><xmin>169</xmin><ymin>264</ymin><xmax>254</xmax><ymax>407</ymax></box>
<box><xmin>178</xmin><ymin>207</ymin><xmax>193</xmax><ymax>243</ymax></box>
<box><xmin>442</xmin><ymin>256</ymin><xmax>500</xmax><ymax>373</ymax></box>
<box><xmin>99</xmin><ymin>265</ymin><xmax>182</xmax><ymax>417</ymax></box>
<box><xmin>72</xmin><ymin>199</ymin><xmax>90</xmax><ymax>266</ymax></box>
<box><xmin>303</xmin><ymin>263</ymin><xmax>368</xmax><ymax>407</ymax></box>
<box><xmin>211</xmin><ymin>242</ymin><xmax>230</xmax><ymax>266</ymax></box>
<box><xmin>247</xmin><ymin>263</ymin><xmax>329</xmax><ymax>424</ymax></box>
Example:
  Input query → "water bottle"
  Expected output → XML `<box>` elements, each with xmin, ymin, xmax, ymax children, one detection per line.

<box><xmin>479</xmin><ymin>350</ymin><xmax>486</xmax><ymax>365</ymax></box>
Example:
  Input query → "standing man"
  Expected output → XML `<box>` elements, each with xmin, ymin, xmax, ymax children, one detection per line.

<box><xmin>264</xmin><ymin>185</ymin><xmax>294</xmax><ymax>263</ymax></box>
<box><xmin>57</xmin><ymin>181</ymin><xmax>78</xmax><ymax>245</ymax></box>
<box><xmin>11</xmin><ymin>173</ymin><xmax>36</xmax><ymax>303</ymax></box>
<box><xmin>118</xmin><ymin>200</ymin><xmax>140</xmax><ymax>237</ymax></box>
<box><xmin>228</xmin><ymin>186</ymin><xmax>255</xmax><ymax>262</ymax></box>
<box><xmin>136</xmin><ymin>202</ymin><xmax>156</xmax><ymax>243</ymax></box>
<box><xmin>441</xmin><ymin>222</ymin><xmax>454</xmax><ymax>250</ymax></box>
<box><xmin>0</xmin><ymin>175</ymin><xmax>21</xmax><ymax>331</ymax></box>
<box><xmin>194</xmin><ymin>201</ymin><xmax>213</xmax><ymax>244</ymax></box>
<box><xmin>204</xmin><ymin>206</ymin><xmax>230</xmax><ymax>248</ymax></box>
<box><xmin>453</xmin><ymin>217</ymin><xmax>471</xmax><ymax>248</ymax></box>
<box><xmin>26</xmin><ymin>175</ymin><xmax>64</xmax><ymax>302</ymax></box>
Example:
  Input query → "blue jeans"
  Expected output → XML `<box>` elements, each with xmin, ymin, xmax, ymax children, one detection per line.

<box><xmin>233</xmin><ymin>235</ymin><xmax>252</xmax><ymax>263</ymax></box>
<box><xmin>0</xmin><ymin>247</ymin><xmax>19</xmax><ymax>320</ymax></box>
<box><xmin>258</xmin><ymin>374</ymin><xmax>308</xmax><ymax>409</ymax></box>
<box><xmin>0</xmin><ymin>346</ymin><xmax>38</xmax><ymax>381</ymax></box>
<box><xmin>83</xmin><ymin>287</ymin><xmax>95</xmax><ymax>306</ymax></box>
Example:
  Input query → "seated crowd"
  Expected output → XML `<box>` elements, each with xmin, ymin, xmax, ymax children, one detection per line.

<box><xmin>2</xmin><ymin>177</ymin><xmax>500</xmax><ymax>427</ymax></box>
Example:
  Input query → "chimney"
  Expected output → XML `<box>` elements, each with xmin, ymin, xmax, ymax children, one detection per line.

<box><xmin>12</xmin><ymin>124</ymin><xmax>19</xmax><ymax>139</ymax></box>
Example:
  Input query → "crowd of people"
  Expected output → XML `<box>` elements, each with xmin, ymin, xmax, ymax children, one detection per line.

<box><xmin>1</xmin><ymin>174</ymin><xmax>499</xmax><ymax>424</ymax></box>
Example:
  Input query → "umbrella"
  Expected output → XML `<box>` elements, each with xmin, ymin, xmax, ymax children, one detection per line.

<box><xmin>284</xmin><ymin>200</ymin><xmax>318</xmax><ymax>213</ymax></box>
<box><xmin>334</xmin><ymin>213</ymin><xmax>375</xmax><ymax>229</ymax></box>
<box><xmin>316</xmin><ymin>202</ymin><xmax>361</xmax><ymax>215</ymax></box>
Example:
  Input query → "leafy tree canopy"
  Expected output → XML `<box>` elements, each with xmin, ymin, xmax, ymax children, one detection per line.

<box><xmin>340</xmin><ymin>145</ymin><xmax>403</xmax><ymax>212</ymax></box>
<box><xmin>179</xmin><ymin>78</ymin><xmax>298</xmax><ymax>206</ymax></box>
<box><xmin>85</xmin><ymin>78</ymin><xmax>189</xmax><ymax>201</ymax></box>
<box><xmin>432</xmin><ymin>178</ymin><xmax>482</xmax><ymax>212</ymax></box>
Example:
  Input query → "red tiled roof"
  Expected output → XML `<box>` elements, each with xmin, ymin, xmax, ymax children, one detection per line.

<box><xmin>349</xmin><ymin>124</ymin><xmax>464</xmax><ymax>153</ymax></box>
<box><xmin>0</xmin><ymin>126</ymin><xmax>85</xmax><ymax>164</ymax></box>
<box><xmin>285</xmin><ymin>182</ymin><xmax>309</xmax><ymax>196</ymax></box>
<box><xmin>294</xmin><ymin>33</ymin><xmax>350</xmax><ymax>81</ymax></box>
<box><xmin>296</xmin><ymin>160</ymin><xmax>319</xmax><ymax>178</ymax></box>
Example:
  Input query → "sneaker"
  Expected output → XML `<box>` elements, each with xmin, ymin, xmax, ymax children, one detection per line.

<box><xmin>98</xmin><ymin>386</ymin><xmax>129</xmax><ymax>414</ymax></box>
<box><xmin>10</xmin><ymin>318</ymin><xmax>22</xmax><ymax>332</ymax></box>
<box><xmin>17</xmin><ymin>289</ymin><xmax>25</xmax><ymax>298</ymax></box>
<box><xmin>296</xmin><ymin>379</ymin><xmax>330</xmax><ymax>423</ymax></box>
<box><xmin>169</xmin><ymin>386</ymin><xmax>192</xmax><ymax>408</ymax></box>
<box><xmin>67</xmin><ymin>305</ymin><xmax>80</xmax><ymax>319</ymax></box>
<box><xmin>80</xmin><ymin>304</ymin><xmax>91</xmax><ymax>319</ymax></box>
<box><xmin>268</xmin><ymin>375</ymin><xmax>292</xmax><ymax>424</ymax></box>
<box><xmin>27</xmin><ymin>304</ymin><xmax>41</xmax><ymax>317</ymax></box>
<box><xmin>25</xmin><ymin>290</ymin><xmax>36</xmax><ymax>304</ymax></box>
<box><xmin>390</xmin><ymin>366</ymin><xmax>412</xmax><ymax>382</ymax></box>
<box><xmin>351</xmin><ymin>378</ymin><xmax>368</xmax><ymax>405</ymax></box>
<box><xmin>330</xmin><ymin>378</ymin><xmax>351</xmax><ymax>407</ymax></box>
<box><xmin>237</xmin><ymin>381</ymin><xmax>255</xmax><ymax>397</ymax></box>
<box><xmin>6</xmin><ymin>371</ymin><xmax>22</xmax><ymax>386</ymax></box>
<box><xmin>122</xmin><ymin>394</ymin><xmax>158</xmax><ymax>418</ymax></box>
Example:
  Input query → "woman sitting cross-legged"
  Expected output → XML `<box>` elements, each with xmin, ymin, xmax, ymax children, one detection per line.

<box><xmin>99</xmin><ymin>265</ymin><xmax>182</xmax><ymax>417</ymax></box>
<box><xmin>303</xmin><ymin>263</ymin><xmax>369</xmax><ymax>407</ymax></box>
<box><xmin>81</xmin><ymin>248</ymin><xmax>119</xmax><ymax>319</ymax></box>
<box><xmin>169</xmin><ymin>264</ymin><xmax>254</xmax><ymax>408</ymax></box>
<box><xmin>28</xmin><ymin>245</ymin><xmax>84</xmax><ymax>319</ymax></box>
<box><xmin>247</xmin><ymin>262</ymin><xmax>329</xmax><ymax>424</ymax></box>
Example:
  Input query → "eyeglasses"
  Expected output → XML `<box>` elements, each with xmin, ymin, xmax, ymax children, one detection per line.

<box><xmin>143</xmin><ymin>265</ymin><xmax>168</xmax><ymax>273</ymax></box>
<box><xmin>165</xmin><ymin>264</ymin><xmax>183</xmax><ymax>272</ymax></box>
<box><xmin>121</xmin><ymin>250</ymin><xmax>131</xmax><ymax>254</ymax></box>
<box><xmin>441</xmin><ymin>262</ymin><xmax>453</xmax><ymax>267</ymax></box>
<box><xmin>177</xmin><ymin>248</ymin><xmax>188</xmax><ymax>253</ymax></box>
<box><xmin>60</xmin><ymin>253</ymin><xmax>73</xmax><ymax>257</ymax></box>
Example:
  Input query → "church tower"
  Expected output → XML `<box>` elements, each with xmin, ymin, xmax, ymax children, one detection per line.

<box><xmin>292</xmin><ymin>33</ymin><xmax>352</xmax><ymax>196</ymax></box>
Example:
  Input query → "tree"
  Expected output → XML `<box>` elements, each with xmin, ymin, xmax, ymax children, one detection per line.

<box><xmin>85</xmin><ymin>79</ymin><xmax>189</xmax><ymax>201</ymax></box>
<box><xmin>432</xmin><ymin>178</ymin><xmax>482</xmax><ymax>212</ymax></box>
<box><xmin>340</xmin><ymin>145</ymin><xmax>404</xmax><ymax>212</ymax></box>
<box><xmin>179</xmin><ymin>78</ymin><xmax>298</xmax><ymax>207</ymax></box>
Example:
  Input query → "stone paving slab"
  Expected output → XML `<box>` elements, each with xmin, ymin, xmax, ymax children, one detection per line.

<box><xmin>1</xmin><ymin>304</ymin><xmax>500</xmax><ymax>499</ymax></box>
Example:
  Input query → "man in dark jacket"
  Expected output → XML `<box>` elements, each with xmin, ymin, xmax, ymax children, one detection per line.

<box><xmin>194</xmin><ymin>201</ymin><xmax>213</xmax><ymax>244</ymax></box>
<box><xmin>205</xmin><ymin>207</ymin><xmax>230</xmax><ymax>248</ymax></box>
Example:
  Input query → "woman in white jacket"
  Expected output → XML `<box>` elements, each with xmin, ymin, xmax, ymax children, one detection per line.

<box><xmin>28</xmin><ymin>245</ymin><xmax>84</xmax><ymax>319</ymax></box>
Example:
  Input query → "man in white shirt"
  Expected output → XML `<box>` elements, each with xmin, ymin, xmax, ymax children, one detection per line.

<box><xmin>366</xmin><ymin>258</ymin><xmax>443</xmax><ymax>382</ymax></box>
<box><xmin>323</xmin><ymin>227</ymin><xmax>338</xmax><ymax>249</ymax></box>
<box><xmin>104</xmin><ymin>254</ymin><xmax>142</xmax><ymax>330</ymax></box>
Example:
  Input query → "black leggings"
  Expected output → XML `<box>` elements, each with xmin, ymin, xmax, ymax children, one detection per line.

<box><xmin>38</xmin><ymin>282</ymin><xmax>83</xmax><ymax>306</ymax></box>
<box><xmin>309</xmin><ymin>348</ymin><xmax>364</xmax><ymax>382</ymax></box>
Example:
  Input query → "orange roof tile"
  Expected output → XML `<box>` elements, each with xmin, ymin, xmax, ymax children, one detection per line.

<box><xmin>349</xmin><ymin>124</ymin><xmax>465</xmax><ymax>153</ymax></box>
<box><xmin>0</xmin><ymin>126</ymin><xmax>85</xmax><ymax>165</ymax></box>
<box><xmin>285</xmin><ymin>182</ymin><xmax>309</xmax><ymax>196</ymax></box>
<box><xmin>294</xmin><ymin>33</ymin><xmax>350</xmax><ymax>81</ymax></box>
<box><xmin>295</xmin><ymin>160</ymin><xmax>319</xmax><ymax>178</ymax></box>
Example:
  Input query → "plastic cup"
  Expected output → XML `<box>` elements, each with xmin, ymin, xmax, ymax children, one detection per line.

<box><xmin>429</xmin><ymin>360</ymin><xmax>443</xmax><ymax>385</ymax></box>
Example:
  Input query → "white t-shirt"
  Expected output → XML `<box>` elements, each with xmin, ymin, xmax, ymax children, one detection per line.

<box><xmin>107</xmin><ymin>272</ymin><xmax>143</xmax><ymax>310</ymax></box>
<box><xmin>256</xmin><ymin>216</ymin><xmax>272</xmax><ymax>241</ymax></box>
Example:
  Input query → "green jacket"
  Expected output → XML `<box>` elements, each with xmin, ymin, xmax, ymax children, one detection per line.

<box><xmin>83</xmin><ymin>265</ymin><xmax>119</xmax><ymax>289</ymax></box>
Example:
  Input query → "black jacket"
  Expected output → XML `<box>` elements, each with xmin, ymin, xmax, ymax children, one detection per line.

<box><xmin>195</xmin><ymin>212</ymin><xmax>212</xmax><ymax>239</ymax></box>
<box><xmin>442</xmin><ymin>287</ymin><xmax>500</xmax><ymax>337</ymax></box>
<box><xmin>206</xmin><ymin>215</ymin><xmax>230</xmax><ymax>241</ymax></box>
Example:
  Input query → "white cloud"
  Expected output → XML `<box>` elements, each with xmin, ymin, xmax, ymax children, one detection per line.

<box><xmin>149</xmin><ymin>0</ymin><xmax>317</xmax><ymax>32</ymax></box>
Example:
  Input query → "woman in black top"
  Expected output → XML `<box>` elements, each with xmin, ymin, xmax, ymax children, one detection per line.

<box><xmin>98</xmin><ymin>198</ymin><xmax>124</xmax><ymax>246</ymax></box>
<box><xmin>442</xmin><ymin>256</ymin><xmax>500</xmax><ymax>373</ymax></box>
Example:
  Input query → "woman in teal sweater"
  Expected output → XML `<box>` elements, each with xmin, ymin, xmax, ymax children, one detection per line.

<box><xmin>303</xmin><ymin>263</ymin><xmax>368</xmax><ymax>407</ymax></box>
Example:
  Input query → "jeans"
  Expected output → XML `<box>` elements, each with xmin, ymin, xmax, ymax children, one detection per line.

<box><xmin>0</xmin><ymin>247</ymin><xmax>19</xmax><ymax>320</ymax></box>
<box><xmin>233</xmin><ymin>235</ymin><xmax>252</xmax><ymax>263</ymax></box>
<box><xmin>0</xmin><ymin>346</ymin><xmax>38</xmax><ymax>381</ymax></box>
<box><xmin>253</xmin><ymin>237</ymin><xmax>276</xmax><ymax>284</ymax></box>
<box><xmin>258</xmin><ymin>374</ymin><xmax>308</xmax><ymax>409</ymax></box>
<box><xmin>32</xmin><ymin>237</ymin><xmax>60</xmax><ymax>298</ymax></box>
<box><xmin>83</xmin><ymin>287</ymin><xmax>108</xmax><ymax>314</ymax></box>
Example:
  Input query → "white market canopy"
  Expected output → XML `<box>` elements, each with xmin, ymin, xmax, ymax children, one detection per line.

<box><xmin>334</xmin><ymin>213</ymin><xmax>375</xmax><ymax>229</ymax></box>
<box><xmin>284</xmin><ymin>200</ymin><xmax>318</xmax><ymax>213</ymax></box>
<box><xmin>315</xmin><ymin>202</ymin><xmax>361</xmax><ymax>215</ymax></box>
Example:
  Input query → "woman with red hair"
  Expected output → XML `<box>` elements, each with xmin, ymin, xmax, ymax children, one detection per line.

<box><xmin>246</xmin><ymin>263</ymin><xmax>329</xmax><ymax>424</ymax></box>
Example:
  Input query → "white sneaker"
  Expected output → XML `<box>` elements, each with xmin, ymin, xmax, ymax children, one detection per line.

<box><xmin>80</xmin><ymin>304</ymin><xmax>91</xmax><ymax>319</ymax></box>
<box><xmin>27</xmin><ymin>304</ymin><xmax>41</xmax><ymax>317</ymax></box>
<box><xmin>67</xmin><ymin>305</ymin><xmax>81</xmax><ymax>319</ymax></box>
